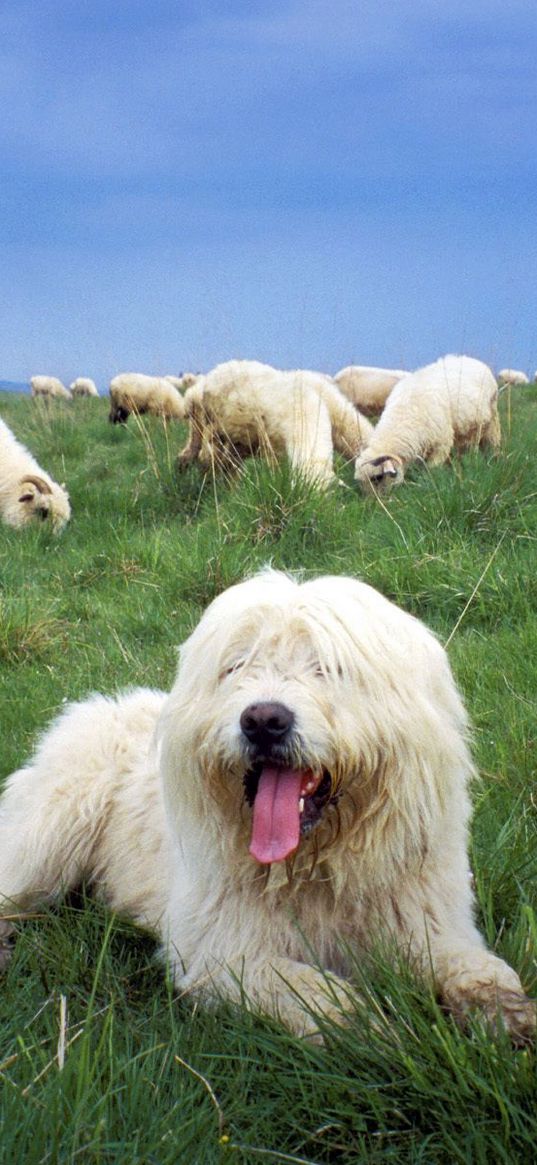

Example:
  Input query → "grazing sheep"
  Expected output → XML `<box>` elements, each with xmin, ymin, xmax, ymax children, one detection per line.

<box><xmin>0</xmin><ymin>418</ymin><xmax>71</xmax><ymax>532</ymax></box>
<box><xmin>177</xmin><ymin>359</ymin><xmax>373</xmax><ymax>484</ymax></box>
<box><xmin>497</xmin><ymin>369</ymin><xmax>529</xmax><ymax>387</ymax></box>
<box><xmin>108</xmin><ymin>373</ymin><xmax>185</xmax><ymax>424</ymax></box>
<box><xmin>30</xmin><ymin>376</ymin><xmax>72</xmax><ymax>400</ymax></box>
<box><xmin>355</xmin><ymin>355</ymin><xmax>501</xmax><ymax>492</ymax></box>
<box><xmin>69</xmin><ymin>377</ymin><xmax>99</xmax><ymax>398</ymax></box>
<box><xmin>334</xmin><ymin>365</ymin><xmax>407</xmax><ymax>415</ymax></box>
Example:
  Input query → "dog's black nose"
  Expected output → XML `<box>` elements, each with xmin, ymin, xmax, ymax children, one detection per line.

<box><xmin>240</xmin><ymin>702</ymin><xmax>295</xmax><ymax>747</ymax></box>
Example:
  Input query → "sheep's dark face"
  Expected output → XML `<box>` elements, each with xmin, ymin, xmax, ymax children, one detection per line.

<box><xmin>355</xmin><ymin>455</ymin><xmax>404</xmax><ymax>493</ymax></box>
<box><xmin>108</xmin><ymin>404</ymin><xmax>130</xmax><ymax>424</ymax></box>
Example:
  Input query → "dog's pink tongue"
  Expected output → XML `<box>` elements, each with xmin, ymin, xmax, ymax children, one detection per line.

<box><xmin>249</xmin><ymin>766</ymin><xmax>304</xmax><ymax>864</ymax></box>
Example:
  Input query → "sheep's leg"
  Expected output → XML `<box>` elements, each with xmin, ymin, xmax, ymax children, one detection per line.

<box><xmin>328</xmin><ymin>400</ymin><xmax>366</xmax><ymax>461</ymax></box>
<box><xmin>331</xmin><ymin>425</ymin><xmax>361</xmax><ymax>462</ymax></box>
<box><xmin>426</xmin><ymin>444</ymin><xmax>451</xmax><ymax>467</ymax></box>
<box><xmin>177</xmin><ymin>426</ymin><xmax>202</xmax><ymax>467</ymax></box>
<box><xmin>176</xmin><ymin>403</ymin><xmax>205</xmax><ymax>468</ymax></box>
<box><xmin>203</xmin><ymin>431</ymin><xmax>230</xmax><ymax>469</ymax></box>
<box><xmin>196</xmin><ymin>429</ymin><xmax>232</xmax><ymax>472</ymax></box>
<box><xmin>283</xmin><ymin>396</ymin><xmax>335</xmax><ymax>487</ymax></box>
<box><xmin>479</xmin><ymin>411</ymin><xmax>502</xmax><ymax>451</ymax></box>
<box><xmin>210</xmin><ymin>435</ymin><xmax>254</xmax><ymax>472</ymax></box>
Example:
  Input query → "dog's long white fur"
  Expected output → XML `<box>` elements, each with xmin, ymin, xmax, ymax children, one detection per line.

<box><xmin>0</xmin><ymin>570</ymin><xmax>534</xmax><ymax>1040</ymax></box>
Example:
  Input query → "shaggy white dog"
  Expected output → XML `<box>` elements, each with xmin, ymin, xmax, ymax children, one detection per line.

<box><xmin>0</xmin><ymin>571</ymin><xmax>534</xmax><ymax>1042</ymax></box>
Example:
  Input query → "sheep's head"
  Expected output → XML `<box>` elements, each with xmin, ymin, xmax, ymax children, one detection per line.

<box><xmin>174</xmin><ymin>372</ymin><xmax>198</xmax><ymax>391</ymax></box>
<box><xmin>355</xmin><ymin>454</ymin><xmax>404</xmax><ymax>493</ymax></box>
<box><xmin>18</xmin><ymin>476</ymin><xmax>71</xmax><ymax>533</ymax></box>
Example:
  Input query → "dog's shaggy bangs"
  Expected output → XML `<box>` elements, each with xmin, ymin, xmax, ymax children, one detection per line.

<box><xmin>176</xmin><ymin>568</ymin><xmax>408</xmax><ymax>690</ymax></box>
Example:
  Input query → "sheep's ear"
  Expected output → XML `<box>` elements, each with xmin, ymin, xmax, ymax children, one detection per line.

<box><xmin>18</xmin><ymin>491</ymin><xmax>35</xmax><ymax>503</ymax></box>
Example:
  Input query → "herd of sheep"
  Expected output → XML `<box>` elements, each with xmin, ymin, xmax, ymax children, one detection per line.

<box><xmin>0</xmin><ymin>356</ymin><xmax>534</xmax><ymax>534</ymax></box>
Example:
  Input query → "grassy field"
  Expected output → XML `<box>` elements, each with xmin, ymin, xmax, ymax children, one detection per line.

<box><xmin>0</xmin><ymin>387</ymin><xmax>536</xmax><ymax>1164</ymax></box>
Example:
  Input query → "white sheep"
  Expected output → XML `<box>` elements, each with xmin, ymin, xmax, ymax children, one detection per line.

<box><xmin>334</xmin><ymin>365</ymin><xmax>407</xmax><ymax>415</ymax></box>
<box><xmin>30</xmin><ymin>376</ymin><xmax>72</xmax><ymax>400</ymax></box>
<box><xmin>355</xmin><ymin>354</ymin><xmax>501</xmax><ymax>491</ymax></box>
<box><xmin>69</xmin><ymin>377</ymin><xmax>99</xmax><ymax>398</ymax></box>
<box><xmin>497</xmin><ymin>368</ymin><xmax>529</xmax><ymax>387</ymax></box>
<box><xmin>177</xmin><ymin>359</ymin><xmax>373</xmax><ymax>486</ymax></box>
<box><xmin>0</xmin><ymin>418</ymin><xmax>71</xmax><ymax>532</ymax></box>
<box><xmin>108</xmin><ymin>373</ymin><xmax>185</xmax><ymax>424</ymax></box>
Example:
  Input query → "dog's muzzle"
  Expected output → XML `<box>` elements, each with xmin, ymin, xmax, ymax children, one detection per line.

<box><xmin>240</xmin><ymin>702</ymin><xmax>337</xmax><ymax>865</ymax></box>
<box><xmin>240</xmin><ymin>701</ymin><xmax>295</xmax><ymax>754</ymax></box>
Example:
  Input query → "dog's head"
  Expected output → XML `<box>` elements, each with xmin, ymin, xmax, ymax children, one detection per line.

<box><xmin>159</xmin><ymin>571</ymin><xmax>473</xmax><ymax>876</ymax></box>
<box><xmin>355</xmin><ymin>454</ymin><xmax>405</xmax><ymax>492</ymax></box>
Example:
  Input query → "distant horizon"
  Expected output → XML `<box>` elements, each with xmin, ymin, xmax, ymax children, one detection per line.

<box><xmin>2</xmin><ymin>349</ymin><xmax>537</xmax><ymax>400</ymax></box>
<box><xmin>0</xmin><ymin>379</ymin><xmax>31</xmax><ymax>393</ymax></box>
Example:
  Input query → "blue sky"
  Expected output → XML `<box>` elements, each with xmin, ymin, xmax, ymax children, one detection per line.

<box><xmin>1</xmin><ymin>0</ymin><xmax>537</xmax><ymax>387</ymax></box>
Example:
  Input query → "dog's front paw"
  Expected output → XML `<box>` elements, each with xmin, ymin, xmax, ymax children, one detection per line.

<box><xmin>442</xmin><ymin>954</ymin><xmax>536</xmax><ymax>1045</ymax></box>
<box><xmin>270</xmin><ymin>961</ymin><xmax>356</xmax><ymax>1042</ymax></box>
<box><xmin>487</xmin><ymin>988</ymin><xmax>537</xmax><ymax>1045</ymax></box>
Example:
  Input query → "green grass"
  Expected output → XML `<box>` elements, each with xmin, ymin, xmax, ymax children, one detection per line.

<box><xmin>0</xmin><ymin>388</ymin><xmax>536</xmax><ymax>1163</ymax></box>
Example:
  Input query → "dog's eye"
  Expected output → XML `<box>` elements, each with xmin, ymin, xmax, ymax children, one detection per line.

<box><xmin>313</xmin><ymin>662</ymin><xmax>344</xmax><ymax>679</ymax></box>
<box><xmin>221</xmin><ymin>660</ymin><xmax>245</xmax><ymax>679</ymax></box>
